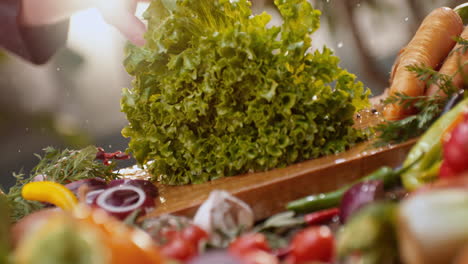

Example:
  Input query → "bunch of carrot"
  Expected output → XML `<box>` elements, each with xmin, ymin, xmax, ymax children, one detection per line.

<box><xmin>384</xmin><ymin>6</ymin><xmax>468</xmax><ymax>121</ymax></box>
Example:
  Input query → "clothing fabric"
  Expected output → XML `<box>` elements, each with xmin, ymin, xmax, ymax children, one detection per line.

<box><xmin>0</xmin><ymin>0</ymin><xmax>69</xmax><ymax>64</ymax></box>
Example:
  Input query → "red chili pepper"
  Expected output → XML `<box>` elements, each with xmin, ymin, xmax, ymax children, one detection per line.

<box><xmin>96</xmin><ymin>147</ymin><xmax>131</xmax><ymax>166</ymax></box>
<box><xmin>304</xmin><ymin>208</ymin><xmax>339</xmax><ymax>225</ymax></box>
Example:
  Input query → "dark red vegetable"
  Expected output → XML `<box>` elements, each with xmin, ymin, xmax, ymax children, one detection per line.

<box><xmin>339</xmin><ymin>180</ymin><xmax>384</xmax><ymax>223</ymax></box>
<box><xmin>65</xmin><ymin>178</ymin><xmax>107</xmax><ymax>195</ymax></box>
<box><xmin>304</xmin><ymin>208</ymin><xmax>340</xmax><ymax>225</ymax></box>
<box><xmin>108</xmin><ymin>179</ymin><xmax>158</xmax><ymax>198</ymax></box>
<box><xmin>181</xmin><ymin>225</ymin><xmax>209</xmax><ymax>245</ymax></box>
<box><xmin>287</xmin><ymin>226</ymin><xmax>334</xmax><ymax>264</ymax></box>
<box><xmin>95</xmin><ymin>147</ymin><xmax>131</xmax><ymax>165</ymax></box>
<box><xmin>95</xmin><ymin>185</ymin><xmax>155</xmax><ymax>219</ymax></box>
<box><xmin>229</xmin><ymin>233</ymin><xmax>271</xmax><ymax>256</ymax></box>
<box><xmin>442</xmin><ymin>113</ymin><xmax>468</xmax><ymax>177</ymax></box>
<box><xmin>161</xmin><ymin>236</ymin><xmax>198</xmax><ymax>261</ymax></box>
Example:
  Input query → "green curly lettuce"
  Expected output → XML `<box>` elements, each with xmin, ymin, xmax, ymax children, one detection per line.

<box><xmin>121</xmin><ymin>0</ymin><xmax>370</xmax><ymax>185</ymax></box>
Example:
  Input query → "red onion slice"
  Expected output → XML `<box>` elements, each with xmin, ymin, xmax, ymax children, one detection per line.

<box><xmin>86</xmin><ymin>189</ymin><xmax>105</xmax><ymax>205</ymax></box>
<box><xmin>108</xmin><ymin>179</ymin><xmax>158</xmax><ymax>198</ymax></box>
<box><xmin>95</xmin><ymin>185</ymin><xmax>155</xmax><ymax>219</ymax></box>
<box><xmin>339</xmin><ymin>180</ymin><xmax>384</xmax><ymax>223</ymax></box>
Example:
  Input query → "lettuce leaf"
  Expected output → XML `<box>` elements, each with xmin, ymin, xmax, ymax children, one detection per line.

<box><xmin>121</xmin><ymin>0</ymin><xmax>370</xmax><ymax>185</ymax></box>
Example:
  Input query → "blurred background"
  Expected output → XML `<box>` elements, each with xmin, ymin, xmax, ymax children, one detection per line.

<box><xmin>0</xmin><ymin>0</ymin><xmax>464</xmax><ymax>189</ymax></box>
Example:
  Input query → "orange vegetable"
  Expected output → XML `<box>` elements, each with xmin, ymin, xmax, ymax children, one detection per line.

<box><xmin>427</xmin><ymin>26</ymin><xmax>468</xmax><ymax>96</ymax></box>
<box><xmin>384</xmin><ymin>7</ymin><xmax>463</xmax><ymax>120</ymax></box>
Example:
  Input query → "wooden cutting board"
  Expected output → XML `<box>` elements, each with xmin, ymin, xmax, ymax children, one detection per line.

<box><xmin>122</xmin><ymin>109</ymin><xmax>416</xmax><ymax>221</ymax></box>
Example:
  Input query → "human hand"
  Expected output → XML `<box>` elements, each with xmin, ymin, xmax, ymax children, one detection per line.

<box><xmin>21</xmin><ymin>0</ymin><xmax>149</xmax><ymax>46</ymax></box>
<box><xmin>96</xmin><ymin>0</ymin><xmax>149</xmax><ymax>46</ymax></box>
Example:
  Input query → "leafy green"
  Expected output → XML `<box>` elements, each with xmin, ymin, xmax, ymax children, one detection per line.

<box><xmin>121</xmin><ymin>0</ymin><xmax>370</xmax><ymax>185</ymax></box>
<box><xmin>6</xmin><ymin>146</ymin><xmax>120</xmax><ymax>221</ymax></box>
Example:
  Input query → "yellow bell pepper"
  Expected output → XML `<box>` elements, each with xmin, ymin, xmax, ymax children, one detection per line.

<box><xmin>21</xmin><ymin>181</ymin><xmax>78</xmax><ymax>210</ymax></box>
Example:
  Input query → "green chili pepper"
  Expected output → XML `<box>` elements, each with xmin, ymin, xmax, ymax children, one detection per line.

<box><xmin>455</xmin><ymin>3</ymin><xmax>468</xmax><ymax>25</ymax></box>
<box><xmin>402</xmin><ymin>97</ymin><xmax>468</xmax><ymax>190</ymax></box>
<box><xmin>287</xmin><ymin>166</ymin><xmax>395</xmax><ymax>213</ymax></box>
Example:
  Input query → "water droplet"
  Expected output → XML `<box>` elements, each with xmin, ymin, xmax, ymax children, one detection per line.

<box><xmin>326</xmin><ymin>0</ymin><xmax>330</xmax><ymax>3</ymax></box>
<box><xmin>312</xmin><ymin>95</ymin><xmax>318</xmax><ymax>101</ymax></box>
<box><xmin>356</xmin><ymin>2</ymin><xmax>361</xmax><ymax>7</ymax></box>
<box><xmin>25</xmin><ymin>128</ymin><xmax>29</xmax><ymax>132</ymax></box>
<box><xmin>56</xmin><ymin>67</ymin><xmax>61</xmax><ymax>71</ymax></box>
<box><xmin>108</xmin><ymin>145</ymin><xmax>112</xmax><ymax>149</ymax></box>
<box><xmin>337</xmin><ymin>42</ymin><xmax>343</xmax><ymax>48</ymax></box>
<box><xmin>404</xmin><ymin>17</ymin><xmax>409</xmax><ymax>22</ymax></box>
<box><xmin>18</xmin><ymin>149</ymin><xmax>21</xmax><ymax>153</ymax></box>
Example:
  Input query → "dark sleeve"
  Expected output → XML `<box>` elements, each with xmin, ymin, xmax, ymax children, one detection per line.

<box><xmin>0</xmin><ymin>0</ymin><xmax>69</xmax><ymax>64</ymax></box>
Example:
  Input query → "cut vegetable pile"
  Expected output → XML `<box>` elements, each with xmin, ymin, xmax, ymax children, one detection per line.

<box><xmin>2</xmin><ymin>1</ymin><xmax>468</xmax><ymax>264</ymax></box>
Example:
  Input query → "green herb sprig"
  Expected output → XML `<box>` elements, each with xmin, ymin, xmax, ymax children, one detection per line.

<box><xmin>374</xmin><ymin>38</ymin><xmax>468</xmax><ymax>146</ymax></box>
<box><xmin>5</xmin><ymin>146</ymin><xmax>120</xmax><ymax>221</ymax></box>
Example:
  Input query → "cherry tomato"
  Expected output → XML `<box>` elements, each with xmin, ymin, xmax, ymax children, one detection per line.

<box><xmin>440</xmin><ymin>160</ymin><xmax>458</xmax><ymax>179</ymax></box>
<box><xmin>161</xmin><ymin>236</ymin><xmax>197</xmax><ymax>261</ymax></box>
<box><xmin>289</xmin><ymin>226</ymin><xmax>334</xmax><ymax>264</ymax></box>
<box><xmin>182</xmin><ymin>225</ymin><xmax>209</xmax><ymax>245</ymax></box>
<box><xmin>443</xmin><ymin>115</ymin><xmax>468</xmax><ymax>174</ymax></box>
<box><xmin>160</xmin><ymin>228</ymin><xmax>181</xmax><ymax>243</ymax></box>
<box><xmin>229</xmin><ymin>233</ymin><xmax>271</xmax><ymax>256</ymax></box>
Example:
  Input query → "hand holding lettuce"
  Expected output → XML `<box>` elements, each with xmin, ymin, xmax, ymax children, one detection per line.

<box><xmin>121</xmin><ymin>0</ymin><xmax>370</xmax><ymax>185</ymax></box>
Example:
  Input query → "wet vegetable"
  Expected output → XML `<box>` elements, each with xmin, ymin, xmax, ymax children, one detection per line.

<box><xmin>287</xmin><ymin>226</ymin><xmax>335</xmax><ymax>264</ymax></box>
<box><xmin>440</xmin><ymin>112</ymin><xmax>468</xmax><ymax>178</ymax></box>
<box><xmin>95</xmin><ymin>185</ymin><xmax>155</xmax><ymax>219</ymax></box>
<box><xmin>339</xmin><ymin>180</ymin><xmax>385</xmax><ymax>223</ymax></box>
<box><xmin>22</xmin><ymin>182</ymin><xmax>78</xmax><ymax>211</ymax></box>
<box><xmin>304</xmin><ymin>208</ymin><xmax>339</xmax><ymax>226</ymax></box>
<box><xmin>337</xmin><ymin>202</ymin><xmax>399</xmax><ymax>264</ymax></box>
<box><xmin>122</xmin><ymin>0</ymin><xmax>370</xmax><ymax>185</ymax></box>
<box><xmin>287</xmin><ymin>166</ymin><xmax>399</xmax><ymax>213</ymax></box>
<box><xmin>401</xmin><ymin>97</ymin><xmax>468</xmax><ymax>190</ymax></box>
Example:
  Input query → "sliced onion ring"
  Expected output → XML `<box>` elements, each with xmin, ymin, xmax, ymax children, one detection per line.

<box><xmin>86</xmin><ymin>189</ymin><xmax>105</xmax><ymax>205</ymax></box>
<box><xmin>95</xmin><ymin>185</ymin><xmax>154</xmax><ymax>219</ymax></box>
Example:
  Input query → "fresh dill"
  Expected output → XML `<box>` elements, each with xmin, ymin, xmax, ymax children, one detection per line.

<box><xmin>4</xmin><ymin>146</ymin><xmax>121</xmax><ymax>221</ymax></box>
<box><xmin>374</xmin><ymin>67</ymin><xmax>457</xmax><ymax>146</ymax></box>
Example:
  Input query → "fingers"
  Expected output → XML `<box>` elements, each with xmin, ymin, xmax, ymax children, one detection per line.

<box><xmin>97</xmin><ymin>0</ymin><xmax>147</xmax><ymax>46</ymax></box>
<box><xmin>113</xmin><ymin>14</ymin><xmax>147</xmax><ymax>46</ymax></box>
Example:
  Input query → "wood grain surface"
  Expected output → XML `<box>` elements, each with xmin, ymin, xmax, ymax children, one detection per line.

<box><xmin>121</xmin><ymin>110</ymin><xmax>416</xmax><ymax>221</ymax></box>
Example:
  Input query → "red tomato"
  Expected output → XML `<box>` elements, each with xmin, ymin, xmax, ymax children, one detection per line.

<box><xmin>289</xmin><ymin>226</ymin><xmax>334</xmax><ymax>264</ymax></box>
<box><xmin>440</xmin><ymin>160</ymin><xmax>458</xmax><ymax>179</ymax></box>
<box><xmin>160</xmin><ymin>228</ymin><xmax>181</xmax><ymax>243</ymax></box>
<box><xmin>229</xmin><ymin>233</ymin><xmax>271</xmax><ymax>256</ymax></box>
<box><xmin>182</xmin><ymin>225</ymin><xmax>209</xmax><ymax>245</ymax></box>
<box><xmin>443</xmin><ymin>117</ymin><xmax>468</xmax><ymax>174</ymax></box>
<box><xmin>161</xmin><ymin>236</ymin><xmax>197</xmax><ymax>261</ymax></box>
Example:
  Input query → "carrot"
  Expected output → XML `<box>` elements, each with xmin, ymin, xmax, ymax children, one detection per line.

<box><xmin>427</xmin><ymin>26</ymin><xmax>468</xmax><ymax>97</ymax></box>
<box><xmin>384</xmin><ymin>7</ymin><xmax>463</xmax><ymax>121</ymax></box>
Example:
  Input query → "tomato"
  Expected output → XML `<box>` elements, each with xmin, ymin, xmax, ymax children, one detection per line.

<box><xmin>440</xmin><ymin>160</ymin><xmax>459</xmax><ymax>179</ymax></box>
<box><xmin>288</xmin><ymin>226</ymin><xmax>334</xmax><ymax>264</ymax></box>
<box><xmin>161</xmin><ymin>236</ymin><xmax>197</xmax><ymax>261</ymax></box>
<box><xmin>443</xmin><ymin>114</ymin><xmax>468</xmax><ymax>174</ymax></box>
<box><xmin>181</xmin><ymin>225</ymin><xmax>209</xmax><ymax>245</ymax></box>
<box><xmin>229</xmin><ymin>233</ymin><xmax>271</xmax><ymax>256</ymax></box>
